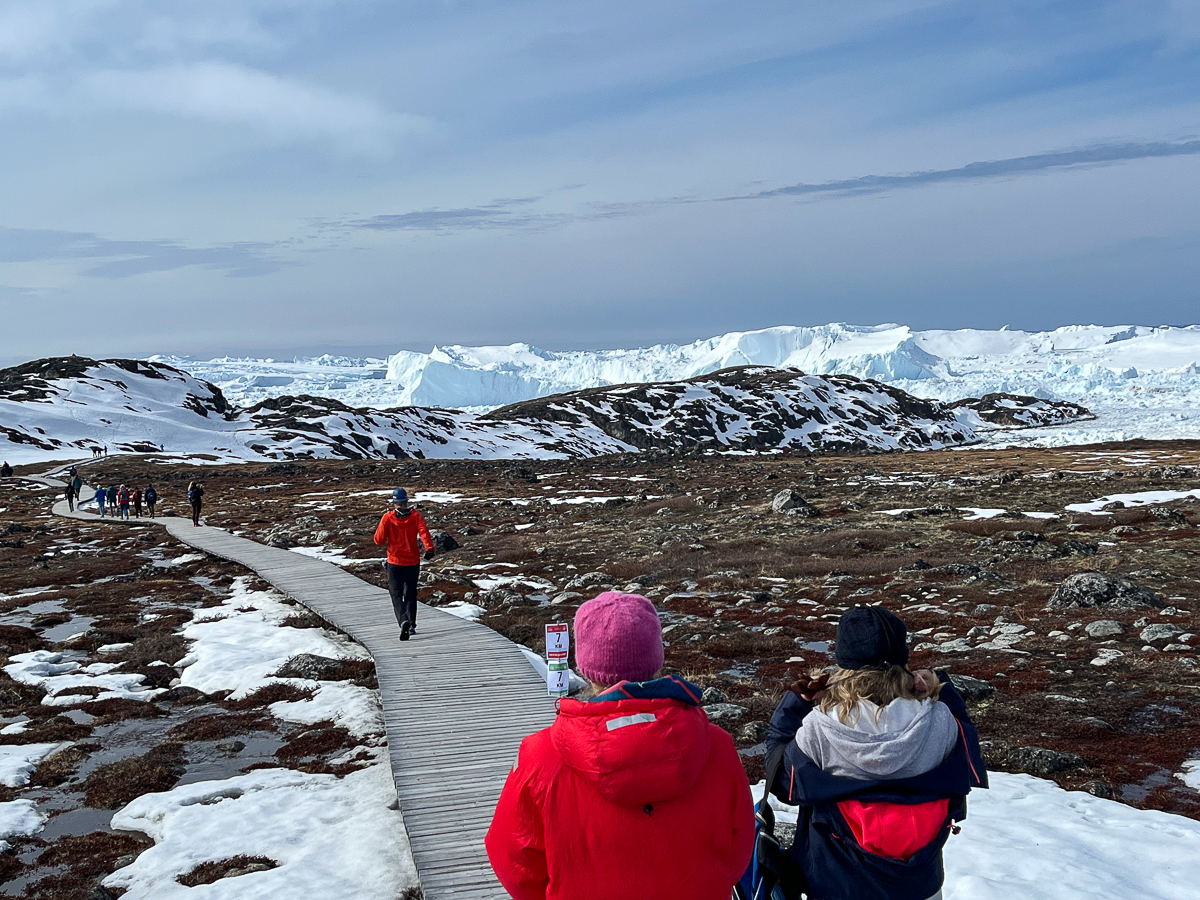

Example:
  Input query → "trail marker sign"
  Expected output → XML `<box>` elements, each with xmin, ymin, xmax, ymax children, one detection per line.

<box><xmin>546</xmin><ymin>623</ymin><xmax>570</xmax><ymax>697</ymax></box>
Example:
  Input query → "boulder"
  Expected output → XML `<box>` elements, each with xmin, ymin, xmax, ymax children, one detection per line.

<box><xmin>428</xmin><ymin>529</ymin><xmax>459</xmax><ymax>553</ymax></box>
<box><xmin>1084</xmin><ymin>620</ymin><xmax>1125</xmax><ymax>639</ymax></box>
<box><xmin>700</xmin><ymin>686</ymin><xmax>729</xmax><ymax>704</ymax></box>
<box><xmin>948</xmin><ymin>674</ymin><xmax>996</xmax><ymax>702</ymax></box>
<box><xmin>980</xmin><ymin>741</ymin><xmax>1088</xmax><ymax>776</ymax></box>
<box><xmin>1139</xmin><ymin>623</ymin><xmax>1184</xmax><ymax>644</ymax></box>
<box><xmin>1149</xmin><ymin>507</ymin><xmax>1188</xmax><ymax>525</ymax></box>
<box><xmin>771</xmin><ymin>489</ymin><xmax>818</xmax><ymax>517</ymax></box>
<box><xmin>703</xmin><ymin>703</ymin><xmax>747</xmax><ymax>722</ymax></box>
<box><xmin>1045</xmin><ymin>573</ymin><xmax>1161</xmax><ymax>610</ymax></box>
<box><xmin>736</xmin><ymin>721</ymin><xmax>770</xmax><ymax>743</ymax></box>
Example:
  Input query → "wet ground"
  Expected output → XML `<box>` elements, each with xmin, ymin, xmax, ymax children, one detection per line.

<box><xmin>57</xmin><ymin>438</ymin><xmax>1200</xmax><ymax>821</ymax></box>
<box><xmin>0</xmin><ymin>480</ymin><xmax>381</xmax><ymax>898</ymax></box>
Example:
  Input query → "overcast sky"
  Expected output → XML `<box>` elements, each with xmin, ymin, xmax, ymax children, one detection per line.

<box><xmin>1</xmin><ymin>0</ymin><xmax>1197</xmax><ymax>363</ymax></box>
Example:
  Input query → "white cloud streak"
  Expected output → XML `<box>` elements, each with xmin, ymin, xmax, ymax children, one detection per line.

<box><xmin>81</xmin><ymin>62</ymin><xmax>425</xmax><ymax>151</ymax></box>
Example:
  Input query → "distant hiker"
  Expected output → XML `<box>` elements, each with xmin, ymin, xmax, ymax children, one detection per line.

<box><xmin>761</xmin><ymin>607</ymin><xmax>987</xmax><ymax>900</ymax></box>
<box><xmin>95</xmin><ymin>487</ymin><xmax>107</xmax><ymax>516</ymax></box>
<box><xmin>64</xmin><ymin>481</ymin><xmax>76</xmax><ymax>512</ymax></box>
<box><xmin>0</xmin><ymin>461</ymin><xmax>11</xmax><ymax>478</ymax></box>
<box><xmin>486</xmin><ymin>592</ymin><xmax>754</xmax><ymax>900</ymax></box>
<box><xmin>71</xmin><ymin>474</ymin><xmax>82</xmax><ymax>500</ymax></box>
<box><xmin>103</xmin><ymin>445</ymin><xmax>108</xmax><ymax>457</ymax></box>
<box><xmin>145</xmin><ymin>484</ymin><xmax>158</xmax><ymax>518</ymax></box>
<box><xmin>132</xmin><ymin>487</ymin><xmax>143</xmax><ymax>518</ymax></box>
<box><xmin>372</xmin><ymin>488</ymin><xmax>435</xmax><ymax>641</ymax></box>
<box><xmin>117</xmin><ymin>485</ymin><xmax>131</xmax><ymax>520</ymax></box>
<box><xmin>187</xmin><ymin>481</ymin><xmax>204</xmax><ymax>527</ymax></box>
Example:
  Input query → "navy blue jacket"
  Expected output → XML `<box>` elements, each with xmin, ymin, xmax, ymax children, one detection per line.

<box><xmin>765</xmin><ymin>673</ymin><xmax>987</xmax><ymax>900</ymax></box>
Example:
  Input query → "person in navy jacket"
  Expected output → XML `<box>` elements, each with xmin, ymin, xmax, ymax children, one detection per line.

<box><xmin>765</xmin><ymin>607</ymin><xmax>987</xmax><ymax>900</ymax></box>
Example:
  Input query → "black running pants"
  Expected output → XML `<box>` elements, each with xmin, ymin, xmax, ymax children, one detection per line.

<box><xmin>386</xmin><ymin>563</ymin><xmax>420</xmax><ymax>629</ymax></box>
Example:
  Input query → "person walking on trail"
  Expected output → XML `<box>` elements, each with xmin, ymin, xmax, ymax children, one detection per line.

<box><xmin>759</xmin><ymin>607</ymin><xmax>987</xmax><ymax>900</ymax></box>
<box><xmin>117</xmin><ymin>485</ymin><xmax>131</xmax><ymax>520</ymax></box>
<box><xmin>0</xmin><ymin>462</ymin><xmax>11</xmax><ymax>478</ymax></box>
<box><xmin>372</xmin><ymin>488</ymin><xmax>435</xmax><ymax>641</ymax></box>
<box><xmin>105</xmin><ymin>485</ymin><xmax>117</xmax><ymax>513</ymax></box>
<box><xmin>70</xmin><ymin>474</ymin><xmax>82</xmax><ymax>503</ymax></box>
<box><xmin>132</xmin><ymin>487</ymin><xmax>143</xmax><ymax>518</ymax></box>
<box><xmin>187</xmin><ymin>481</ymin><xmax>204</xmax><ymax>526</ymax></box>
<box><xmin>145</xmin><ymin>484</ymin><xmax>158</xmax><ymax>518</ymax></box>
<box><xmin>95</xmin><ymin>486</ymin><xmax>107</xmax><ymax>516</ymax></box>
<box><xmin>486</xmin><ymin>592</ymin><xmax>755</xmax><ymax>900</ymax></box>
<box><xmin>64</xmin><ymin>481</ymin><xmax>76</xmax><ymax>512</ymax></box>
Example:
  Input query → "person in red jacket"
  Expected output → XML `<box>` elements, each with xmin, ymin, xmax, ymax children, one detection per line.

<box><xmin>373</xmin><ymin>488</ymin><xmax>435</xmax><ymax>641</ymax></box>
<box><xmin>486</xmin><ymin>592</ymin><xmax>755</xmax><ymax>900</ymax></box>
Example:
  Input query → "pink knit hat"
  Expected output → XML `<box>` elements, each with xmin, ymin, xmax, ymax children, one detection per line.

<box><xmin>574</xmin><ymin>592</ymin><xmax>664</xmax><ymax>685</ymax></box>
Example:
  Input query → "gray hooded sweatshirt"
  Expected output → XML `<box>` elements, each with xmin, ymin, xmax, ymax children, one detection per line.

<box><xmin>797</xmin><ymin>697</ymin><xmax>958</xmax><ymax>781</ymax></box>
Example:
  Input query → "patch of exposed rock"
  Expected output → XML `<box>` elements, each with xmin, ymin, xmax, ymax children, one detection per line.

<box><xmin>1045</xmin><ymin>573</ymin><xmax>1161</xmax><ymax>610</ymax></box>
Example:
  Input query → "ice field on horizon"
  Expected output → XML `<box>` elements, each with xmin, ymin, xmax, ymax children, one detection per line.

<box><xmin>157</xmin><ymin>322</ymin><xmax>1200</xmax><ymax>446</ymax></box>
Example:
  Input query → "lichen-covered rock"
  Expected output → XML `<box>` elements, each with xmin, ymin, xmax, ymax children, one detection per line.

<box><xmin>1046</xmin><ymin>573</ymin><xmax>1161</xmax><ymax>610</ymax></box>
<box><xmin>1084</xmin><ymin>620</ymin><xmax>1125</xmax><ymax>639</ymax></box>
<box><xmin>428</xmin><ymin>529</ymin><xmax>459</xmax><ymax>553</ymax></box>
<box><xmin>1140</xmin><ymin>623</ymin><xmax>1184</xmax><ymax>644</ymax></box>
<box><xmin>771</xmin><ymin>489</ymin><xmax>818</xmax><ymax>517</ymax></box>
<box><xmin>980</xmin><ymin>741</ymin><xmax>1088</xmax><ymax>776</ymax></box>
<box><xmin>948</xmin><ymin>674</ymin><xmax>996</xmax><ymax>702</ymax></box>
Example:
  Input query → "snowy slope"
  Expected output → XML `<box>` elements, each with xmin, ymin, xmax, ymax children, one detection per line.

<box><xmin>156</xmin><ymin>324</ymin><xmax>1200</xmax><ymax>444</ymax></box>
<box><xmin>0</xmin><ymin>357</ymin><xmax>995</xmax><ymax>463</ymax></box>
<box><xmin>487</xmin><ymin>366</ymin><xmax>977</xmax><ymax>454</ymax></box>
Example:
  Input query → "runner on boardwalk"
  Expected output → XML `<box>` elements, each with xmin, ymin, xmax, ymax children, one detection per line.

<box><xmin>373</xmin><ymin>488</ymin><xmax>435</xmax><ymax>641</ymax></box>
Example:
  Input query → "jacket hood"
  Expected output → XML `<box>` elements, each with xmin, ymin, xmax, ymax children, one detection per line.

<box><xmin>551</xmin><ymin>693</ymin><xmax>712</xmax><ymax>807</ymax></box>
<box><xmin>797</xmin><ymin>698</ymin><xmax>958</xmax><ymax>781</ymax></box>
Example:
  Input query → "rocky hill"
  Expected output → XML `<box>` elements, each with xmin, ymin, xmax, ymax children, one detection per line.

<box><xmin>486</xmin><ymin>366</ymin><xmax>977</xmax><ymax>454</ymax></box>
<box><xmin>0</xmin><ymin>357</ymin><xmax>1093</xmax><ymax>463</ymax></box>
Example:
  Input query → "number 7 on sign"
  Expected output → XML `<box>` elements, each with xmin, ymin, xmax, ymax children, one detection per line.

<box><xmin>546</xmin><ymin>623</ymin><xmax>569</xmax><ymax>655</ymax></box>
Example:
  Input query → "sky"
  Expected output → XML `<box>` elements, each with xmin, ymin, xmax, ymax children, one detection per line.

<box><xmin>0</xmin><ymin>0</ymin><xmax>1197</xmax><ymax>364</ymax></box>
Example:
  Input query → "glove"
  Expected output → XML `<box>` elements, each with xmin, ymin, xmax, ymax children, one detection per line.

<box><xmin>423</xmin><ymin>549</ymin><xmax>435</xmax><ymax>561</ymax></box>
<box><xmin>788</xmin><ymin>671</ymin><xmax>829</xmax><ymax>703</ymax></box>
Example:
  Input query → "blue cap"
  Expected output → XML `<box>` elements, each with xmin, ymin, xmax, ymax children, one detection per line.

<box><xmin>391</xmin><ymin>487</ymin><xmax>408</xmax><ymax>505</ymax></box>
<box><xmin>835</xmin><ymin>607</ymin><xmax>909</xmax><ymax>670</ymax></box>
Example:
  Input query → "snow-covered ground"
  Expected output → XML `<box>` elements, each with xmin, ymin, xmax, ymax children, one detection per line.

<box><xmin>158</xmin><ymin>323</ymin><xmax>1200</xmax><ymax>447</ymax></box>
<box><xmin>755</xmin><ymin>771</ymin><xmax>1200</xmax><ymax>900</ymax></box>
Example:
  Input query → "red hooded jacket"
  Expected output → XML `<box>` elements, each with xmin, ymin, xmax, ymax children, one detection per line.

<box><xmin>486</xmin><ymin>678</ymin><xmax>755</xmax><ymax>900</ymax></box>
<box><xmin>373</xmin><ymin>508</ymin><xmax>434</xmax><ymax>566</ymax></box>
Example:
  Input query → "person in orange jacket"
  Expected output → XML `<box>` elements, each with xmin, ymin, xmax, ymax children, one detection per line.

<box><xmin>373</xmin><ymin>488</ymin><xmax>435</xmax><ymax>641</ymax></box>
<box><xmin>486</xmin><ymin>592</ymin><xmax>755</xmax><ymax>900</ymax></box>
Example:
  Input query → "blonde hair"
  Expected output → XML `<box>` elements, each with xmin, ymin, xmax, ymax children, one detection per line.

<box><xmin>818</xmin><ymin>665</ymin><xmax>941</xmax><ymax>725</ymax></box>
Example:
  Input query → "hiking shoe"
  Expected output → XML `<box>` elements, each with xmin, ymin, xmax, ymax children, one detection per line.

<box><xmin>400</xmin><ymin>621</ymin><xmax>411</xmax><ymax>641</ymax></box>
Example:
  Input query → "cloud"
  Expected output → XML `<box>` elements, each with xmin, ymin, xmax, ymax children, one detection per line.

<box><xmin>81</xmin><ymin>62</ymin><xmax>422</xmax><ymax>152</ymax></box>
<box><xmin>726</xmin><ymin>139</ymin><xmax>1200</xmax><ymax>201</ymax></box>
<box><xmin>0</xmin><ymin>226</ymin><xmax>288</xmax><ymax>278</ymax></box>
<box><xmin>343</xmin><ymin>137</ymin><xmax>1200</xmax><ymax>236</ymax></box>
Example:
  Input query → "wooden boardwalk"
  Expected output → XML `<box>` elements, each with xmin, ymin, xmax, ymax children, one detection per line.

<box><xmin>41</xmin><ymin>477</ymin><xmax>556</xmax><ymax>899</ymax></box>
